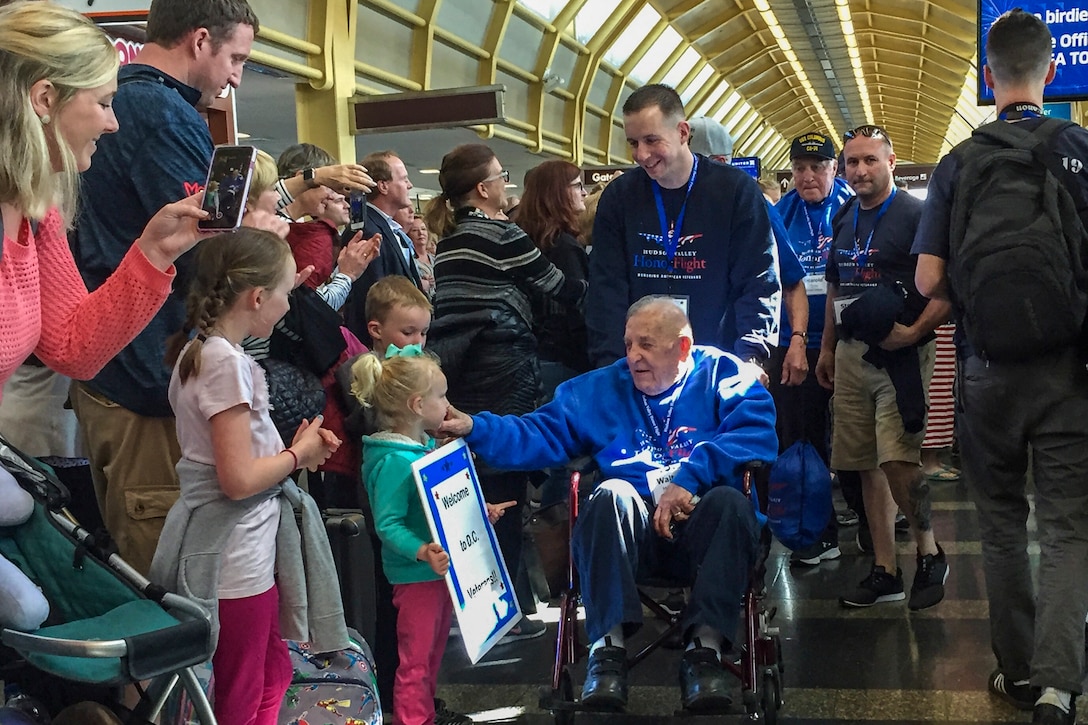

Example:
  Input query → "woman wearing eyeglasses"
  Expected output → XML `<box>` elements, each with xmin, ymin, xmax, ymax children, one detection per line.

<box><xmin>423</xmin><ymin>144</ymin><xmax>587</xmax><ymax>640</ymax></box>
<box><xmin>518</xmin><ymin>160</ymin><xmax>592</xmax><ymax>381</ymax></box>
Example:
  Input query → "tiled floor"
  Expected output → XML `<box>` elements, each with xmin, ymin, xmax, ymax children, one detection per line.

<box><xmin>433</xmin><ymin>478</ymin><xmax>1065</xmax><ymax>723</ymax></box>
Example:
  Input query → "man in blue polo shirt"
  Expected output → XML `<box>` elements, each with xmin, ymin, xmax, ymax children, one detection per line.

<box><xmin>70</xmin><ymin>0</ymin><xmax>260</xmax><ymax>575</ymax></box>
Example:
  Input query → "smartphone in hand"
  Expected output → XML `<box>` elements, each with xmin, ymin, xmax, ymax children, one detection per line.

<box><xmin>198</xmin><ymin>145</ymin><xmax>258</xmax><ymax>231</ymax></box>
<box><xmin>349</xmin><ymin>191</ymin><xmax>367</xmax><ymax>231</ymax></box>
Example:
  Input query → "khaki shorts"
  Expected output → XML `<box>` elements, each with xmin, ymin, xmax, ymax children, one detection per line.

<box><xmin>830</xmin><ymin>338</ymin><xmax>936</xmax><ymax>471</ymax></box>
<box><xmin>70</xmin><ymin>382</ymin><xmax>181</xmax><ymax>576</ymax></box>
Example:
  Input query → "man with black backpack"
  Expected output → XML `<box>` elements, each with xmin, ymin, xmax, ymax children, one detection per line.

<box><xmin>914</xmin><ymin>10</ymin><xmax>1088</xmax><ymax>725</ymax></box>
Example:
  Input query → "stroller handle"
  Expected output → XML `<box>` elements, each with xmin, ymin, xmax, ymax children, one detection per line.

<box><xmin>1</xmin><ymin>629</ymin><xmax>127</xmax><ymax>658</ymax></box>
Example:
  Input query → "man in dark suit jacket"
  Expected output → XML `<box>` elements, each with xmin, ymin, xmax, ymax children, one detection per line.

<box><xmin>342</xmin><ymin>150</ymin><xmax>424</xmax><ymax>340</ymax></box>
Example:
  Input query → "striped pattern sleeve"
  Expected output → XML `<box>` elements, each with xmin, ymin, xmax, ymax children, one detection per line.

<box><xmin>922</xmin><ymin>323</ymin><xmax>956</xmax><ymax>449</ymax></box>
<box><xmin>434</xmin><ymin>217</ymin><xmax>586</xmax><ymax>321</ymax></box>
<box><xmin>315</xmin><ymin>271</ymin><xmax>353</xmax><ymax>311</ymax></box>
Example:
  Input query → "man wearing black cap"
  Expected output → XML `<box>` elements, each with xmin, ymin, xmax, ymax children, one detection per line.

<box><xmin>774</xmin><ymin>133</ymin><xmax>856</xmax><ymax>566</ymax></box>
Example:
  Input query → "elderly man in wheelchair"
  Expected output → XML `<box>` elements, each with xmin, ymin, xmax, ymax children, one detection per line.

<box><xmin>440</xmin><ymin>295</ymin><xmax>777</xmax><ymax>712</ymax></box>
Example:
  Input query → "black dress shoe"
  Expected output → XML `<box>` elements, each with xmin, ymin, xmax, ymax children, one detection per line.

<box><xmin>1033</xmin><ymin>702</ymin><xmax>1076</xmax><ymax>725</ymax></box>
<box><xmin>581</xmin><ymin>645</ymin><xmax>628</xmax><ymax>710</ymax></box>
<box><xmin>680</xmin><ymin>647</ymin><xmax>732</xmax><ymax>712</ymax></box>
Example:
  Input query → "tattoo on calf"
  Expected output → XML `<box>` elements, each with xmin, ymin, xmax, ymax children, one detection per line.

<box><xmin>908</xmin><ymin>476</ymin><xmax>932</xmax><ymax>531</ymax></box>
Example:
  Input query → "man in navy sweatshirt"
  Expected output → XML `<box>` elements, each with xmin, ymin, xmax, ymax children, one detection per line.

<box><xmin>70</xmin><ymin>0</ymin><xmax>260</xmax><ymax>575</ymax></box>
<box><xmin>440</xmin><ymin>296</ymin><xmax>777</xmax><ymax>713</ymax></box>
<box><xmin>585</xmin><ymin>84</ymin><xmax>781</xmax><ymax>371</ymax></box>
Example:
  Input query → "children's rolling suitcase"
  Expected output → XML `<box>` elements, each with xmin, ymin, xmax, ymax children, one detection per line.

<box><xmin>279</xmin><ymin>629</ymin><xmax>382</xmax><ymax>725</ymax></box>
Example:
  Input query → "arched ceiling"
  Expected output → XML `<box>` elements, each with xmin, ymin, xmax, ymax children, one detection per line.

<box><xmin>660</xmin><ymin>0</ymin><xmax>985</xmax><ymax>165</ymax></box>
<box><xmin>252</xmin><ymin>0</ymin><xmax>1001</xmax><ymax>177</ymax></box>
<box><xmin>511</xmin><ymin>0</ymin><xmax>993</xmax><ymax>167</ymax></box>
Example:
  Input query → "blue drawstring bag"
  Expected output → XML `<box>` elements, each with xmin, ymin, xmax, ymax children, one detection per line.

<box><xmin>767</xmin><ymin>440</ymin><xmax>832</xmax><ymax>550</ymax></box>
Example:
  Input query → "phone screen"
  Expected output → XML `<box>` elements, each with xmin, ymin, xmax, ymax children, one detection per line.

<box><xmin>349</xmin><ymin>191</ymin><xmax>367</xmax><ymax>230</ymax></box>
<box><xmin>198</xmin><ymin>145</ymin><xmax>258</xmax><ymax>231</ymax></box>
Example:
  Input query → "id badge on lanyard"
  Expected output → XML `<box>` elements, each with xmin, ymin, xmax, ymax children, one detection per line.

<box><xmin>652</xmin><ymin>154</ymin><xmax>699</xmax><ymax>262</ymax></box>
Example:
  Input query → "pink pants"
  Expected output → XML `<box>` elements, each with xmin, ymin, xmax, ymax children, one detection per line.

<box><xmin>214</xmin><ymin>584</ymin><xmax>293</xmax><ymax>725</ymax></box>
<box><xmin>392</xmin><ymin>579</ymin><xmax>453</xmax><ymax>725</ymax></box>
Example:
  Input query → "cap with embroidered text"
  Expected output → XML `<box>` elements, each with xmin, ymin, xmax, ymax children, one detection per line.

<box><xmin>790</xmin><ymin>133</ymin><xmax>836</xmax><ymax>161</ymax></box>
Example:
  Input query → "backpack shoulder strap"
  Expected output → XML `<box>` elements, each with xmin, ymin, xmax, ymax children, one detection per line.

<box><xmin>968</xmin><ymin>118</ymin><xmax>1088</xmax><ymax>228</ymax></box>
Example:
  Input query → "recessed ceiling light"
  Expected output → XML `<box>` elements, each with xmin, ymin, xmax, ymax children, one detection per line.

<box><xmin>419</xmin><ymin>168</ymin><xmax>440</xmax><ymax>174</ymax></box>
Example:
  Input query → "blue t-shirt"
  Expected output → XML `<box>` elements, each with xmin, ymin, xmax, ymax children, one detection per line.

<box><xmin>776</xmin><ymin>178</ymin><xmax>854</xmax><ymax>348</ymax></box>
<box><xmin>73</xmin><ymin>64</ymin><xmax>214</xmax><ymax>417</ymax></box>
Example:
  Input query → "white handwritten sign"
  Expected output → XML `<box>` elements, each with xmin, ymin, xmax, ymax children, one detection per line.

<box><xmin>412</xmin><ymin>438</ymin><xmax>521</xmax><ymax>663</ymax></box>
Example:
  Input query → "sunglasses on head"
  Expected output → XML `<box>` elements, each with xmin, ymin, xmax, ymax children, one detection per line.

<box><xmin>842</xmin><ymin>124</ymin><xmax>890</xmax><ymax>142</ymax></box>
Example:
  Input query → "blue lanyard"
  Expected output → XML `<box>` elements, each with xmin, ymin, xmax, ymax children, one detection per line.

<box><xmin>639</xmin><ymin>374</ymin><xmax>689</xmax><ymax>460</ymax></box>
<box><xmin>998</xmin><ymin>102</ymin><xmax>1042</xmax><ymax>120</ymax></box>
<box><xmin>851</xmin><ymin>186</ymin><xmax>896</xmax><ymax>268</ymax></box>
<box><xmin>803</xmin><ymin>200</ymin><xmax>833</xmax><ymax>246</ymax></box>
<box><xmin>651</xmin><ymin>154</ymin><xmax>699</xmax><ymax>261</ymax></box>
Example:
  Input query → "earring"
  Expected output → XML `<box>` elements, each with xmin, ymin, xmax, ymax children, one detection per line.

<box><xmin>40</xmin><ymin>114</ymin><xmax>50</xmax><ymax>125</ymax></box>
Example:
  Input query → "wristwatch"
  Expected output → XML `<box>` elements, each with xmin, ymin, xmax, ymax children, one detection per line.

<box><xmin>791</xmin><ymin>331</ymin><xmax>808</xmax><ymax>345</ymax></box>
<box><xmin>302</xmin><ymin>167</ymin><xmax>318</xmax><ymax>188</ymax></box>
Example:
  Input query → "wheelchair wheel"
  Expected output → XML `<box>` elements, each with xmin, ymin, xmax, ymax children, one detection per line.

<box><xmin>553</xmin><ymin>668</ymin><xmax>575</xmax><ymax>725</ymax></box>
<box><xmin>760</xmin><ymin>668</ymin><xmax>782</xmax><ymax>724</ymax></box>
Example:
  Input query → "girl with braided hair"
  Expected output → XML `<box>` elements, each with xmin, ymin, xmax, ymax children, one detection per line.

<box><xmin>155</xmin><ymin>227</ymin><xmax>343</xmax><ymax>725</ymax></box>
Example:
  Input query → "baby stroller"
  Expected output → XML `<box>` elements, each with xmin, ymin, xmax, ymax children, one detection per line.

<box><xmin>0</xmin><ymin>436</ymin><xmax>216</xmax><ymax>724</ymax></box>
<box><xmin>538</xmin><ymin>462</ymin><xmax>784</xmax><ymax>723</ymax></box>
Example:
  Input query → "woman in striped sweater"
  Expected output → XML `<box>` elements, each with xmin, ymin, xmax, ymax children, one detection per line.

<box><xmin>424</xmin><ymin>144</ymin><xmax>587</xmax><ymax>636</ymax></box>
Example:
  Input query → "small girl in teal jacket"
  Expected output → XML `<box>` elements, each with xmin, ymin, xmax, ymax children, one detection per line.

<box><xmin>352</xmin><ymin>347</ymin><xmax>512</xmax><ymax>725</ymax></box>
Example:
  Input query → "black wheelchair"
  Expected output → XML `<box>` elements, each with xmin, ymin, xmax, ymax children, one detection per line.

<box><xmin>537</xmin><ymin>463</ymin><xmax>784</xmax><ymax>723</ymax></box>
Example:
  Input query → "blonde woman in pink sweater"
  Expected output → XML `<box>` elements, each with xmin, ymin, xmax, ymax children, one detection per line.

<box><xmin>0</xmin><ymin>2</ymin><xmax>263</xmax><ymax>632</ymax></box>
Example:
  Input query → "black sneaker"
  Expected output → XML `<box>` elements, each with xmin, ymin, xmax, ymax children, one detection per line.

<box><xmin>839</xmin><ymin>564</ymin><xmax>905</xmax><ymax>607</ymax></box>
<box><xmin>434</xmin><ymin>698</ymin><xmax>473</xmax><ymax>724</ymax></box>
<box><xmin>908</xmin><ymin>544</ymin><xmax>949</xmax><ymax>611</ymax></box>
<box><xmin>1033</xmin><ymin>702</ymin><xmax>1076</xmax><ymax>725</ymax></box>
<box><xmin>895</xmin><ymin>512</ymin><xmax>909</xmax><ymax>532</ymax></box>
<box><xmin>789</xmin><ymin>540</ymin><xmax>842</xmax><ymax>566</ymax></box>
<box><xmin>988</xmin><ymin>670</ymin><xmax>1034</xmax><ymax>711</ymax></box>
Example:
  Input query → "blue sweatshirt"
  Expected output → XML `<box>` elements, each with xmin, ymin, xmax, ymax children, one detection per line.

<box><xmin>586</xmin><ymin>157</ymin><xmax>781</xmax><ymax>366</ymax></box>
<box><xmin>775</xmin><ymin>178</ymin><xmax>854</xmax><ymax>348</ymax></box>
<box><xmin>465</xmin><ymin>347</ymin><xmax>778</xmax><ymax>507</ymax></box>
<box><xmin>73</xmin><ymin>64</ymin><xmax>213</xmax><ymax>417</ymax></box>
